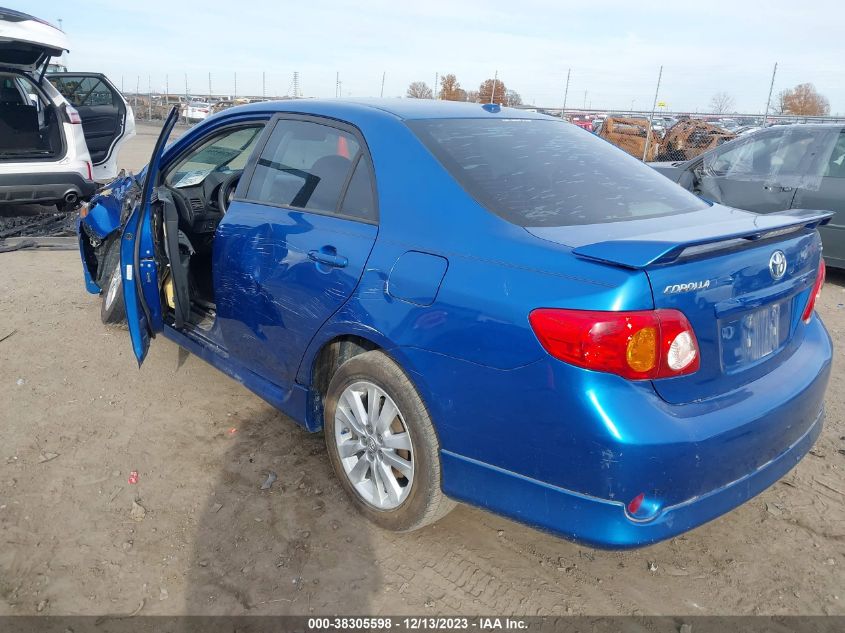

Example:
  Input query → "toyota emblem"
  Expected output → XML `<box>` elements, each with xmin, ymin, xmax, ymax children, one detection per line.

<box><xmin>769</xmin><ymin>250</ymin><xmax>787</xmax><ymax>280</ymax></box>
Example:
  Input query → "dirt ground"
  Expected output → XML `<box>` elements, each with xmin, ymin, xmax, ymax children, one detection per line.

<box><xmin>0</xmin><ymin>125</ymin><xmax>843</xmax><ymax>617</ymax></box>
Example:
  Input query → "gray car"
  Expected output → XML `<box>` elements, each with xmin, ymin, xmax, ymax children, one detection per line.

<box><xmin>651</xmin><ymin>124</ymin><xmax>845</xmax><ymax>268</ymax></box>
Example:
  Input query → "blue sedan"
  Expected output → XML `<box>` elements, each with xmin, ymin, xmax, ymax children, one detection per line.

<box><xmin>77</xmin><ymin>99</ymin><xmax>832</xmax><ymax>548</ymax></box>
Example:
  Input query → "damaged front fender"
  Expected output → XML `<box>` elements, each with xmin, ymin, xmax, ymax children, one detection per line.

<box><xmin>80</xmin><ymin>174</ymin><xmax>139</xmax><ymax>240</ymax></box>
<box><xmin>77</xmin><ymin>173</ymin><xmax>140</xmax><ymax>293</ymax></box>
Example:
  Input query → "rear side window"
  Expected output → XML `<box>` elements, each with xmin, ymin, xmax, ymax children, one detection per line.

<box><xmin>247</xmin><ymin>119</ymin><xmax>368</xmax><ymax>216</ymax></box>
<box><xmin>340</xmin><ymin>157</ymin><xmax>376</xmax><ymax>221</ymax></box>
<box><xmin>48</xmin><ymin>76</ymin><xmax>116</xmax><ymax>107</ymax></box>
<box><xmin>408</xmin><ymin>118</ymin><xmax>706</xmax><ymax>227</ymax></box>
<box><xmin>824</xmin><ymin>132</ymin><xmax>845</xmax><ymax>178</ymax></box>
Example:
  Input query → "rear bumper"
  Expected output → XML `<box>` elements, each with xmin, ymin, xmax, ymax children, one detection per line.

<box><xmin>398</xmin><ymin>315</ymin><xmax>832</xmax><ymax>548</ymax></box>
<box><xmin>441</xmin><ymin>406</ymin><xmax>823</xmax><ymax>549</ymax></box>
<box><xmin>0</xmin><ymin>171</ymin><xmax>96</xmax><ymax>204</ymax></box>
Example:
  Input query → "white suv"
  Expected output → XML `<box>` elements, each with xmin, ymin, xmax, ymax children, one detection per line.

<box><xmin>0</xmin><ymin>8</ymin><xmax>134</xmax><ymax>209</ymax></box>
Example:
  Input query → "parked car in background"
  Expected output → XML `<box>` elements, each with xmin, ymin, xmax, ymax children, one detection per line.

<box><xmin>568</xmin><ymin>113</ymin><xmax>594</xmax><ymax>130</ymax></box>
<box><xmin>79</xmin><ymin>99</ymin><xmax>831</xmax><ymax>548</ymax></box>
<box><xmin>656</xmin><ymin>119</ymin><xmax>736</xmax><ymax>161</ymax></box>
<box><xmin>716</xmin><ymin>118</ymin><xmax>739</xmax><ymax>132</ymax></box>
<box><xmin>597</xmin><ymin>116</ymin><xmax>661</xmax><ymax>160</ymax></box>
<box><xmin>184</xmin><ymin>100</ymin><xmax>211</xmax><ymax>122</ymax></box>
<box><xmin>651</xmin><ymin>124</ymin><xmax>845</xmax><ymax>268</ymax></box>
<box><xmin>0</xmin><ymin>8</ymin><xmax>134</xmax><ymax>208</ymax></box>
<box><xmin>734</xmin><ymin>125</ymin><xmax>762</xmax><ymax>136</ymax></box>
<box><xmin>210</xmin><ymin>99</ymin><xmax>237</xmax><ymax>115</ymax></box>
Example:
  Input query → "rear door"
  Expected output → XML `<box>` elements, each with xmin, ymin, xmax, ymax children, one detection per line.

<box><xmin>120</xmin><ymin>106</ymin><xmax>180</xmax><ymax>365</ymax></box>
<box><xmin>214</xmin><ymin>114</ymin><xmax>378</xmax><ymax>386</ymax></box>
<box><xmin>47</xmin><ymin>72</ymin><xmax>135</xmax><ymax>179</ymax></box>
<box><xmin>692</xmin><ymin>128</ymin><xmax>815</xmax><ymax>212</ymax></box>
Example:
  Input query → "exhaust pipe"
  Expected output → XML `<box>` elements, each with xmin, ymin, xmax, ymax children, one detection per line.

<box><xmin>64</xmin><ymin>191</ymin><xmax>79</xmax><ymax>206</ymax></box>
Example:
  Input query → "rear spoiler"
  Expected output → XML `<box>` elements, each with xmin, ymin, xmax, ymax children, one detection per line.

<box><xmin>572</xmin><ymin>209</ymin><xmax>833</xmax><ymax>269</ymax></box>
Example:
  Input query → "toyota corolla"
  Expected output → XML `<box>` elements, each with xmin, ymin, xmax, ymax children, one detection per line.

<box><xmin>77</xmin><ymin>100</ymin><xmax>832</xmax><ymax>548</ymax></box>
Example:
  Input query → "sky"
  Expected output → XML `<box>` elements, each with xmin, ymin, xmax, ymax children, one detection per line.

<box><xmin>16</xmin><ymin>0</ymin><xmax>845</xmax><ymax>114</ymax></box>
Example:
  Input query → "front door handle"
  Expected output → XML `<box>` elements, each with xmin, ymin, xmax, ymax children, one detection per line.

<box><xmin>308</xmin><ymin>249</ymin><xmax>348</xmax><ymax>268</ymax></box>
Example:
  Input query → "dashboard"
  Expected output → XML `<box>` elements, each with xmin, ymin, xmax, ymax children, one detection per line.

<box><xmin>167</xmin><ymin>169</ymin><xmax>241</xmax><ymax>235</ymax></box>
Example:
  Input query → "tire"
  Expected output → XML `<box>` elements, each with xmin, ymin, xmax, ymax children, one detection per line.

<box><xmin>324</xmin><ymin>350</ymin><xmax>455</xmax><ymax>531</ymax></box>
<box><xmin>100</xmin><ymin>238</ymin><xmax>126</xmax><ymax>325</ymax></box>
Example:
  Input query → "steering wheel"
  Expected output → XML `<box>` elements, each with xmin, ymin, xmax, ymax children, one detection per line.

<box><xmin>217</xmin><ymin>172</ymin><xmax>242</xmax><ymax>215</ymax></box>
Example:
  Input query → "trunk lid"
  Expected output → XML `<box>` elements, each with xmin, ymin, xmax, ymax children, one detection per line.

<box><xmin>0</xmin><ymin>8</ymin><xmax>68</xmax><ymax>72</ymax></box>
<box><xmin>526</xmin><ymin>205</ymin><xmax>832</xmax><ymax>404</ymax></box>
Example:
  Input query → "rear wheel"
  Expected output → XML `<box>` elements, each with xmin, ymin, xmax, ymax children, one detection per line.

<box><xmin>324</xmin><ymin>350</ymin><xmax>455</xmax><ymax>531</ymax></box>
<box><xmin>100</xmin><ymin>238</ymin><xmax>125</xmax><ymax>325</ymax></box>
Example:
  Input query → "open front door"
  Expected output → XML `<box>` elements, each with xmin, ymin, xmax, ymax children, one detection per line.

<box><xmin>47</xmin><ymin>72</ymin><xmax>136</xmax><ymax>180</ymax></box>
<box><xmin>120</xmin><ymin>106</ymin><xmax>179</xmax><ymax>366</ymax></box>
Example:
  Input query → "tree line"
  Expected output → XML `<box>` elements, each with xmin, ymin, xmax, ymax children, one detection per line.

<box><xmin>709</xmin><ymin>82</ymin><xmax>830</xmax><ymax>116</ymax></box>
<box><xmin>407</xmin><ymin>74</ymin><xmax>522</xmax><ymax>106</ymax></box>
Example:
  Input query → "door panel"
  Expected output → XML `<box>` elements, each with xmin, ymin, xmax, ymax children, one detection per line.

<box><xmin>48</xmin><ymin>73</ymin><xmax>126</xmax><ymax>165</ymax></box>
<box><xmin>214</xmin><ymin>201</ymin><xmax>377</xmax><ymax>383</ymax></box>
<box><xmin>794</xmin><ymin>177</ymin><xmax>845</xmax><ymax>267</ymax></box>
<box><xmin>121</xmin><ymin>107</ymin><xmax>180</xmax><ymax>365</ymax></box>
<box><xmin>212</xmin><ymin>114</ymin><xmax>379</xmax><ymax>386</ymax></box>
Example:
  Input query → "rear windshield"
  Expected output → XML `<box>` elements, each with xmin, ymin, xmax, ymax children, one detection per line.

<box><xmin>408</xmin><ymin>118</ymin><xmax>707</xmax><ymax>227</ymax></box>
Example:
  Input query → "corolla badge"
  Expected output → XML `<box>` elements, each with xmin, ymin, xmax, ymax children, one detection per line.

<box><xmin>769</xmin><ymin>250</ymin><xmax>787</xmax><ymax>280</ymax></box>
<box><xmin>663</xmin><ymin>280</ymin><xmax>711</xmax><ymax>294</ymax></box>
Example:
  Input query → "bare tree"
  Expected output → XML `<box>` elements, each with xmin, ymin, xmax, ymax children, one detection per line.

<box><xmin>439</xmin><ymin>74</ymin><xmax>466</xmax><ymax>101</ymax></box>
<box><xmin>465</xmin><ymin>90</ymin><xmax>480</xmax><ymax>103</ymax></box>
<box><xmin>780</xmin><ymin>83</ymin><xmax>830</xmax><ymax>116</ymax></box>
<box><xmin>406</xmin><ymin>81</ymin><xmax>433</xmax><ymax>99</ymax></box>
<box><xmin>770</xmin><ymin>89</ymin><xmax>789</xmax><ymax>115</ymax></box>
<box><xmin>708</xmin><ymin>92</ymin><xmax>735</xmax><ymax>114</ymax></box>
<box><xmin>479</xmin><ymin>78</ymin><xmax>508</xmax><ymax>105</ymax></box>
<box><xmin>505</xmin><ymin>89</ymin><xmax>522</xmax><ymax>106</ymax></box>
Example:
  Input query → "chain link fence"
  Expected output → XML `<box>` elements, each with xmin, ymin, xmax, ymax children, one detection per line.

<box><xmin>116</xmin><ymin>64</ymin><xmax>845</xmax><ymax>161</ymax></box>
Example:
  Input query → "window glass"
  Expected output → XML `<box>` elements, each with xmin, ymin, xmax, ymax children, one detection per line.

<box><xmin>408</xmin><ymin>118</ymin><xmax>705</xmax><ymax>227</ymax></box>
<box><xmin>340</xmin><ymin>158</ymin><xmax>376</xmax><ymax>221</ymax></box>
<box><xmin>247</xmin><ymin>119</ymin><xmax>360</xmax><ymax>213</ymax></box>
<box><xmin>824</xmin><ymin>132</ymin><xmax>845</xmax><ymax>178</ymax></box>
<box><xmin>48</xmin><ymin>76</ymin><xmax>115</xmax><ymax>107</ymax></box>
<box><xmin>165</xmin><ymin>126</ymin><xmax>263</xmax><ymax>188</ymax></box>
<box><xmin>705</xmin><ymin>129</ymin><xmax>817</xmax><ymax>178</ymax></box>
<box><xmin>0</xmin><ymin>76</ymin><xmax>23</xmax><ymax>104</ymax></box>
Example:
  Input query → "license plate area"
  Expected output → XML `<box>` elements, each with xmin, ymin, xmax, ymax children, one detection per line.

<box><xmin>720</xmin><ymin>299</ymin><xmax>792</xmax><ymax>373</ymax></box>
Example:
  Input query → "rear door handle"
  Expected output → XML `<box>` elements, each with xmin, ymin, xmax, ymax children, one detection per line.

<box><xmin>308</xmin><ymin>249</ymin><xmax>348</xmax><ymax>268</ymax></box>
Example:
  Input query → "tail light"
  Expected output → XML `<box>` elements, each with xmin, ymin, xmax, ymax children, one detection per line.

<box><xmin>64</xmin><ymin>104</ymin><xmax>82</xmax><ymax>124</ymax></box>
<box><xmin>529</xmin><ymin>308</ymin><xmax>700</xmax><ymax>380</ymax></box>
<box><xmin>801</xmin><ymin>259</ymin><xmax>826</xmax><ymax>323</ymax></box>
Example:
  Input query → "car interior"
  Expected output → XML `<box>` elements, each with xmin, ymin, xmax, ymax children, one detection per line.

<box><xmin>155</xmin><ymin>124</ymin><xmax>265</xmax><ymax>328</ymax></box>
<box><xmin>0</xmin><ymin>72</ymin><xmax>62</xmax><ymax>159</ymax></box>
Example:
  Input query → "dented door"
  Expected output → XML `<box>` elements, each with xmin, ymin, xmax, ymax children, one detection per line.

<box><xmin>213</xmin><ymin>115</ymin><xmax>378</xmax><ymax>386</ymax></box>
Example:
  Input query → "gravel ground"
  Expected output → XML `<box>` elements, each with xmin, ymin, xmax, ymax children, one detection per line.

<box><xmin>0</xmin><ymin>125</ymin><xmax>843</xmax><ymax>617</ymax></box>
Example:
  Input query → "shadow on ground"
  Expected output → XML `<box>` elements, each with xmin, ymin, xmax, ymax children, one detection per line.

<box><xmin>181</xmin><ymin>376</ymin><xmax>383</xmax><ymax>614</ymax></box>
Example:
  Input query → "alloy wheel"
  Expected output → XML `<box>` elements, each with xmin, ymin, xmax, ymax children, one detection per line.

<box><xmin>334</xmin><ymin>381</ymin><xmax>414</xmax><ymax>510</ymax></box>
